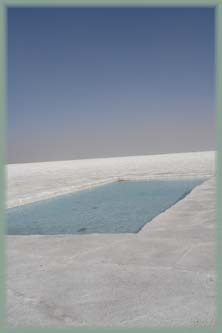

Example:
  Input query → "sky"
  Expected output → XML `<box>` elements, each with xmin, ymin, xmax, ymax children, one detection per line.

<box><xmin>7</xmin><ymin>7</ymin><xmax>215</xmax><ymax>163</ymax></box>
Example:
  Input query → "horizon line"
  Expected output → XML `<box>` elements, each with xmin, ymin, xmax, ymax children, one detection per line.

<box><xmin>7</xmin><ymin>149</ymin><xmax>215</xmax><ymax>166</ymax></box>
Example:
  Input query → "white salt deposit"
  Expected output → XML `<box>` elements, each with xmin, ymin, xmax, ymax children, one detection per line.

<box><xmin>7</xmin><ymin>151</ymin><xmax>214</xmax><ymax>208</ymax></box>
<box><xmin>7</xmin><ymin>151</ymin><xmax>216</xmax><ymax>327</ymax></box>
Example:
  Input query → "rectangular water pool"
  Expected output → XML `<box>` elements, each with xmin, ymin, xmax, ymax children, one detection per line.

<box><xmin>7</xmin><ymin>179</ymin><xmax>204</xmax><ymax>235</ymax></box>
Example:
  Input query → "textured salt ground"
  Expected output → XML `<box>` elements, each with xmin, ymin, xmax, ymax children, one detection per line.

<box><xmin>7</xmin><ymin>176</ymin><xmax>215</xmax><ymax>327</ymax></box>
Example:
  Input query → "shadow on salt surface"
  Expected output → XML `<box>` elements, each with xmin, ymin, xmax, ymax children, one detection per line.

<box><xmin>7</xmin><ymin>179</ymin><xmax>205</xmax><ymax>235</ymax></box>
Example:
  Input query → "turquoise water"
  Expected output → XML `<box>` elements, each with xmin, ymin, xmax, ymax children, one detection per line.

<box><xmin>7</xmin><ymin>179</ymin><xmax>204</xmax><ymax>235</ymax></box>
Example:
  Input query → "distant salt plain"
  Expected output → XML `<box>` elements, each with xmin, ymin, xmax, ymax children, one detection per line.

<box><xmin>7</xmin><ymin>151</ymin><xmax>214</xmax><ymax>208</ymax></box>
<box><xmin>7</xmin><ymin>151</ymin><xmax>216</xmax><ymax>327</ymax></box>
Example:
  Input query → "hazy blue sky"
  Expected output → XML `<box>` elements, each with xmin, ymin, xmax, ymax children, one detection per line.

<box><xmin>8</xmin><ymin>7</ymin><xmax>215</xmax><ymax>163</ymax></box>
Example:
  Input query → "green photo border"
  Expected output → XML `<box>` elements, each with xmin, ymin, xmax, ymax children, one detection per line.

<box><xmin>0</xmin><ymin>0</ymin><xmax>221</xmax><ymax>332</ymax></box>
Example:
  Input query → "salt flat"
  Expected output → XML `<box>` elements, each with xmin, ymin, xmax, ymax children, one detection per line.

<box><xmin>6</xmin><ymin>151</ymin><xmax>216</xmax><ymax>327</ymax></box>
<box><xmin>7</xmin><ymin>151</ymin><xmax>214</xmax><ymax>208</ymax></box>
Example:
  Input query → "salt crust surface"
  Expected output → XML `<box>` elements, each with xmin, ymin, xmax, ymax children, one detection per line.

<box><xmin>7</xmin><ymin>151</ymin><xmax>216</xmax><ymax>327</ymax></box>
